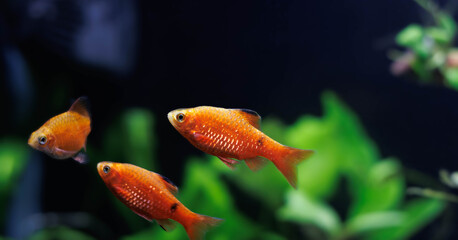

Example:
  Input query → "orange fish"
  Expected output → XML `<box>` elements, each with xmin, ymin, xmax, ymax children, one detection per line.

<box><xmin>28</xmin><ymin>97</ymin><xmax>91</xmax><ymax>163</ymax></box>
<box><xmin>168</xmin><ymin>106</ymin><xmax>314</xmax><ymax>188</ymax></box>
<box><xmin>97</xmin><ymin>162</ymin><xmax>222</xmax><ymax>240</ymax></box>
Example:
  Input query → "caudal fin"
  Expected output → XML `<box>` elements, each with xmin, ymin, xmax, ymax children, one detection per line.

<box><xmin>272</xmin><ymin>147</ymin><xmax>314</xmax><ymax>188</ymax></box>
<box><xmin>183</xmin><ymin>213</ymin><xmax>223</xmax><ymax>240</ymax></box>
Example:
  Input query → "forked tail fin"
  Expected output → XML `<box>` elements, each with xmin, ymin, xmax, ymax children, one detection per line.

<box><xmin>272</xmin><ymin>146</ymin><xmax>314</xmax><ymax>188</ymax></box>
<box><xmin>183</xmin><ymin>213</ymin><xmax>223</xmax><ymax>240</ymax></box>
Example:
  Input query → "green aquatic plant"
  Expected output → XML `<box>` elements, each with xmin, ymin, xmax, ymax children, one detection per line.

<box><xmin>121</xmin><ymin>92</ymin><xmax>445</xmax><ymax>239</ymax></box>
<box><xmin>223</xmin><ymin>92</ymin><xmax>445</xmax><ymax>239</ymax></box>
<box><xmin>0</xmin><ymin>139</ymin><xmax>29</xmax><ymax>230</ymax></box>
<box><xmin>17</xmin><ymin>92</ymin><xmax>446</xmax><ymax>239</ymax></box>
<box><xmin>389</xmin><ymin>0</ymin><xmax>458</xmax><ymax>89</ymax></box>
<box><xmin>407</xmin><ymin>169</ymin><xmax>458</xmax><ymax>203</ymax></box>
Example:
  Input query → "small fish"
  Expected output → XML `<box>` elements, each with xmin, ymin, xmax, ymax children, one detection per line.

<box><xmin>28</xmin><ymin>97</ymin><xmax>91</xmax><ymax>163</ymax></box>
<box><xmin>168</xmin><ymin>106</ymin><xmax>314</xmax><ymax>188</ymax></box>
<box><xmin>97</xmin><ymin>162</ymin><xmax>223</xmax><ymax>240</ymax></box>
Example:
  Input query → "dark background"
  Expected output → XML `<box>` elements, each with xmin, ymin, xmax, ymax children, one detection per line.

<box><xmin>1</xmin><ymin>0</ymin><xmax>457</xmax><ymax>239</ymax></box>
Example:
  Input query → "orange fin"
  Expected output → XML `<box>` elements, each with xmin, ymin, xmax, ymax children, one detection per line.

<box><xmin>191</xmin><ymin>131</ymin><xmax>207</xmax><ymax>142</ymax></box>
<box><xmin>244</xmin><ymin>156</ymin><xmax>267</xmax><ymax>171</ymax></box>
<box><xmin>158</xmin><ymin>174</ymin><xmax>178</xmax><ymax>195</ymax></box>
<box><xmin>183</xmin><ymin>214</ymin><xmax>223</xmax><ymax>240</ymax></box>
<box><xmin>232</xmin><ymin>109</ymin><xmax>261</xmax><ymax>129</ymax></box>
<box><xmin>217</xmin><ymin>156</ymin><xmax>240</xmax><ymax>170</ymax></box>
<box><xmin>54</xmin><ymin>147</ymin><xmax>78</xmax><ymax>156</ymax></box>
<box><xmin>54</xmin><ymin>147</ymin><xmax>88</xmax><ymax>163</ymax></box>
<box><xmin>272</xmin><ymin>147</ymin><xmax>314</xmax><ymax>188</ymax></box>
<box><xmin>69</xmin><ymin>96</ymin><xmax>90</xmax><ymax>118</ymax></box>
<box><xmin>156</xmin><ymin>219</ymin><xmax>176</xmax><ymax>232</ymax></box>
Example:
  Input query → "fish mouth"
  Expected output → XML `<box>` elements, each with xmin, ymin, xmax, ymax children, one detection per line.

<box><xmin>97</xmin><ymin>162</ymin><xmax>103</xmax><ymax>172</ymax></box>
<box><xmin>27</xmin><ymin>132</ymin><xmax>38</xmax><ymax>149</ymax></box>
<box><xmin>167</xmin><ymin>111</ymin><xmax>176</xmax><ymax>127</ymax></box>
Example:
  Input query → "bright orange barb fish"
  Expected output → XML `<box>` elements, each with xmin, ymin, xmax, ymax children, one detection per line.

<box><xmin>28</xmin><ymin>97</ymin><xmax>91</xmax><ymax>163</ymax></box>
<box><xmin>168</xmin><ymin>106</ymin><xmax>314</xmax><ymax>188</ymax></box>
<box><xmin>97</xmin><ymin>162</ymin><xmax>222</xmax><ymax>240</ymax></box>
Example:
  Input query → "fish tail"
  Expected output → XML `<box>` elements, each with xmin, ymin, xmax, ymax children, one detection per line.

<box><xmin>182</xmin><ymin>213</ymin><xmax>223</xmax><ymax>240</ymax></box>
<box><xmin>272</xmin><ymin>146</ymin><xmax>314</xmax><ymax>188</ymax></box>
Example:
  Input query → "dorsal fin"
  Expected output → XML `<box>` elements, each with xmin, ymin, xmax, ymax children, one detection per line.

<box><xmin>232</xmin><ymin>109</ymin><xmax>261</xmax><ymax>129</ymax></box>
<box><xmin>69</xmin><ymin>96</ymin><xmax>90</xmax><ymax>118</ymax></box>
<box><xmin>159</xmin><ymin>174</ymin><xmax>178</xmax><ymax>195</ymax></box>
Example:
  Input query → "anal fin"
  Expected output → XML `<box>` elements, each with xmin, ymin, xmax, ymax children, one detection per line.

<box><xmin>73</xmin><ymin>151</ymin><xmax>89</xmax><ymax>164</ymax></box>
<box><xmin>217</xmin><ymin>156</ymin><xmax>240</xmax><ymax>170</ymax></box>
<box><xmin>244</xmin><ymin>156</ymin><xmax>267</xmax><ymax>171</ymax></box>
<box><xmin>156</xmin><ymin>219</ymin><xmax>176</xmax><ymax>232</ymax></box>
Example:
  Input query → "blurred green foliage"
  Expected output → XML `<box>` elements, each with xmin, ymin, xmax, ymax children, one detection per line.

<box><xmin>7</xmin><ymin>92</ymin><xmax>445</xmax><ymax>239</ymax></box>
<box><xmin>114</xmin><ymin>92</ymin><xmax>445</xmax><ymax>239</ymax></box>
<box><xmin>28</xmin><ymin>227</ymin><xmax>95</xmax><ymax>240</ymax></box>
<box><xmin>390</xmin><ymin>0</ymin><xmax>458</xmax><ymax>89</ymax></box>
<box><xmin>0</xmin><ymin>139</ymin><xmax>29</xmax><ymax>230</ymax></box>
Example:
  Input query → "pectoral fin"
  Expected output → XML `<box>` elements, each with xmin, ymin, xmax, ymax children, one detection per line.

<box><xmin>54</xmin><ymin>147</ymin><xmax>78</xmax><ymax>158</ymax></box>
<box><xmin>191</xmin><ymin>131</ymin><xmax>208</xmax><ymax>142</ymax></box>
<box><xmin>217</xmin><ymin>156</ymin><xmax>240</xmax><ymax>170</ymax></box>
<box><xmin>54</xmin><ymin>147</ymin><xmax>88</xmax><ymax>164</ymax></box>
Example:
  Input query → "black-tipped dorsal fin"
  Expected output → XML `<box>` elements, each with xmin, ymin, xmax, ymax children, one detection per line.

<box><xmin>159</xmin><ymin>174</ymin><xmax>178</xmax><ymax>195</ymax></box>
<box><xmin>232</xmin><ymin>109</ymin><xmax>261</xmax><ymax>129</ymax></box>
<box><xmin>69</xmin><ymin>96</ymin><xmax>90</xmax><ymax>118</ymax></box>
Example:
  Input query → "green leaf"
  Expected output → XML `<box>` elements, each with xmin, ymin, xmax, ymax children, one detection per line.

<box><xmin>396</xmin><ymin>24</ymin><xmax>424</xmax><ymax>47</ymax></box>
<box><xmin>438</xmin><ymin>13</ymin><xmax>456</xmax><ymax>38</ymax></box>
<box><xmin>412</xmin><ymin>41</ymin><xmax>431</xmax><ymax>59</ymax></box>
<box><xmin>0</xmin><ymin>139</ymin><xmax>29</xmax><ymax>228</ymax></box>
<box><xmin>444</xmin><ymin>68</ymin><xmax>458</xmax><ymax>90</ymax></box>
<box><xmin>348</xmin><ymin>159</ymin><xmax>404</xmax><ymax>217</ymax></box>
<box><xmin>345</xmin><ymin>211</ymin><xmax>405</xmax><ymax>235</ymax></box>
<box><xmin>0</xmin><ymin>139</ymin><xmax>28</xmax><ymax>194</ymax></box>
<box><xmin>277</xmin><ymin>190</ymin><xmax>341</xmax><ymax>236</ymax></box>
<box><xmin>365</xmin><ymin>199</ymin><xmax>445</xmax><ymax>240</ymax></box>
<box><xmin>28</xmin><ymin>226</ymin><xmax>96</xmax><ymax>240</ymax></box>
<box><xmin>425</xmin><ymin>27</ymin><xmax>450</xmax><ymax>44</ymax></box>
<box><xmin>286</xmin><ymin>92</ymin><xmax>379</xmax><ymax>200</ymax></box>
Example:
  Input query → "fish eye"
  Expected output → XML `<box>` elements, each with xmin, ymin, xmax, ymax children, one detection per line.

<box><xmin>176</xmin><ymin>113</ymin><xmax>185</xmax><ymax>122</ymax></box>
<box><xmin>103</xmin><ymin>165</ymin><xmax>110</xmax><ymax>174</ymax></box>
<box><xmin>38</xmin><ymin>136</ymin><xmax>47</xmax><ymax>145</ymax></box>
